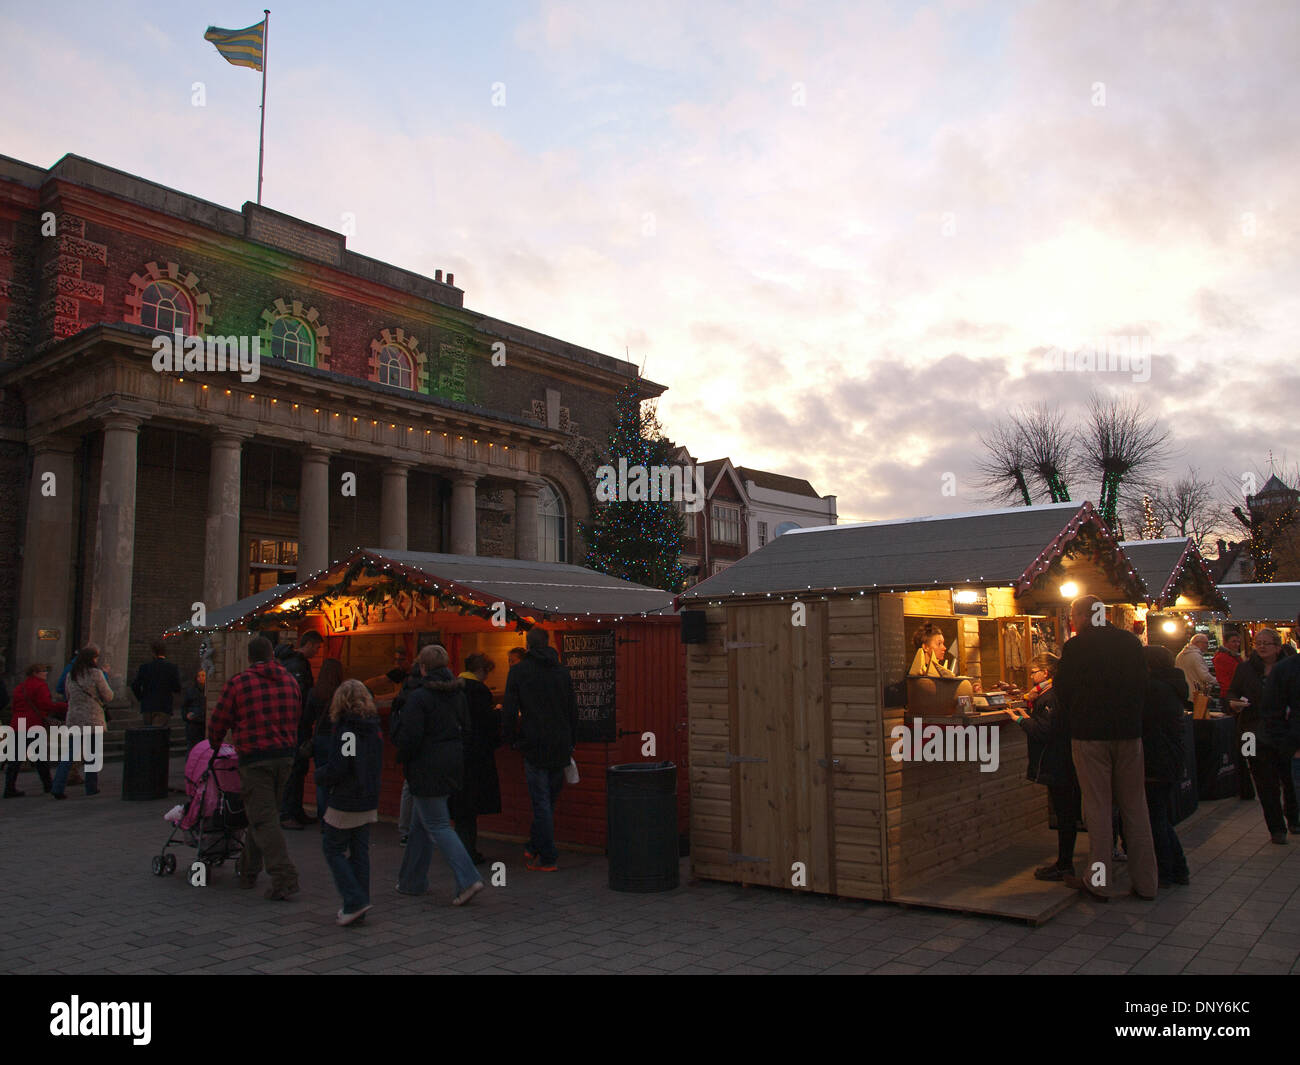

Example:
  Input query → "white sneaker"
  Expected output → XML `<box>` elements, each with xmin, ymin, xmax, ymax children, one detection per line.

<box><xmin>452</xmin><ymin>881</ymin><xmax>485</xmax><ymax>907</ymax></box>
<box><xmin>337</xmin><ymin>904</ymin><xmax>371</xmax><ymax>926</ymax></box>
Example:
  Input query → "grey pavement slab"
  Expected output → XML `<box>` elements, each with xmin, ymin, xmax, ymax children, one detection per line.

<box><xmin>1</xmin><ymin>754</ymin><xmax>1299</xmax><ymax>974</ymax></box>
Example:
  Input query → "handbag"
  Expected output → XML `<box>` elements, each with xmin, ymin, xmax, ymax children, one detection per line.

<box><xmin>1192</xmin><ymin>691</ymin><xmax>1210</xmax><ymax>719</ymax></box>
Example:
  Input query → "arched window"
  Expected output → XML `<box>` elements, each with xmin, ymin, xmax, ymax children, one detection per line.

<box><xmin>538</xmin><ymin>482</ymin><xmax>567</xmax><ymax>562</ymax></box>
<box><xmin>140</xmin><ymin>280</ymin><xmax>193</xmax><ymax>333</ymax></box>
<box><xmin>377</xmin><ymin>344</ymin><xmax>414</xmax><ymax>389</ymax></box>
<box><xmin>269</xmin><ymin>316</ymin><xmax>315</xmax><ymax>364</ymax></box>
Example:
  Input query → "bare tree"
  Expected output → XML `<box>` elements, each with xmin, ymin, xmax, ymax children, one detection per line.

<box><xmin>975</xmin><ymin>418</ymin><xmax>1033</xmax><ymax>506</ymax></box>
<box><xmin>1153</xmin><ymin>468</ymin><xmax>1231</xmax><ymax>553</ymax></box>
<box><xmin>1019</xmin><ymin>401</ymin><xmax>1076</xmax><ymax>503</ymax></box>
<box><xmin>1081</xmin><ymin>393</ymin><xmax>1171</xmax><ymax>531</ymax></box>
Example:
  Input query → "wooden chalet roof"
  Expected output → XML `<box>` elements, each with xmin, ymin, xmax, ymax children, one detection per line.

<box><xmin>1217</xmin><ymin>582</ymin><xmax>1300</xmax><ymax>623</ymax></box>
<box><xmin>170</xmin><ymin>549</ymin><xmax>677</xmax><ymax>632</ymax></box>
<box><xmin>1118</xmin><ymin>537</ymin><xmax>1230</xmax><ymax>611</ymax></box>
<box><xmin>679</xmin><ymin>501</ymin><xmax>1146</xmax><ymax>603</ymax></box>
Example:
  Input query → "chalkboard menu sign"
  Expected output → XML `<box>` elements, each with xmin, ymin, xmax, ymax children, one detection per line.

<box><xmin>562</xmin><ymin>631</ymin><xmax>617</xmax><ymax>743</ymax></box>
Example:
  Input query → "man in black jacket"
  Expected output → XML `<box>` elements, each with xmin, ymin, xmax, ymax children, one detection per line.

<box><xmin>130</xmin><ymin>639</ymin><xmax>182</xmax><ymax>727</ymax></box>
<box><xmin>1263</xmin><ymin>649</ymin><xmax>1300</xmax><ymax>759</ymax></box>
<box><xmin>276</xmin><ymin>630</ymin><xmax>323</xmax><ymax>828</ymax></box>
<box><xmin>1054</xmin><ymin>595</ymin><xmax>1158</xmax><ymax>901</ymax></box>
<box><xmin>503</xmin><ymin>627</ymin><xmax>578</xmax><ymax>872</ymax></box>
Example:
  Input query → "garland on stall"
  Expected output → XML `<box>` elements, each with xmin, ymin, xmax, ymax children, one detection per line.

<box><xmin>1024</xmin><ymin>517</ymin><xmax>1143</xmax><ymax>601</ymax></box>
<box><xmin>274</xmin><ymin>557</ymin><xmax>533</xmax><ymax>630</ymax></box>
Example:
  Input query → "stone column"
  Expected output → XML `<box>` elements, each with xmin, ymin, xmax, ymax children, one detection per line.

<box><xmin>514</xmin><ymin>481</ymin><xmax>541</xmax><ymax>561</ymax></box>
<box><xmin>298</xmin><ymin>447</ymin><xmax>332</xmax><ymax>578</ymax></box>
<box><xmin>380</xmin><ymin>461</ymin><xmax>412</xmax><ymax>551</ymax></box>
<box><xmin>203</xmin><ymin>431</ymin><xmax>246</xmax><ymax>615</ymax></box>
<box><xmin>15</xmin><ymin>437</ymin><xmax>78</xmax><ymax>673</ymax></box>
<box><xmin>87</xmin><ymin>415</ymin><xmax>141</xmax><ymax>688</ymax></box>
<box><xmin>449</xmin><ymin>473</ymin><xmax>478</xmax><ymax>556</ymax></box>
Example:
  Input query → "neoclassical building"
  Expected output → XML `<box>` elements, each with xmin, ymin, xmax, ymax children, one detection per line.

<box><xmin>0</xmin><ymin>152</ymin><xmax>663</xmax><ymax>685</ymax></box>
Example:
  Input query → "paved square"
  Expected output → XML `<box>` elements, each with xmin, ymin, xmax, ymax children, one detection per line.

<box><xmin>2</xmin><ymin>756</ymin><xmax>1298</xmax><ymax>974</ymax></box>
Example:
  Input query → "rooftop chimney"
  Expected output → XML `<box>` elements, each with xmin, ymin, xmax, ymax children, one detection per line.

<box><xmin>435</xmin><ymin>269</ymin><xmax>443</xmax><ymax>282</ymax></box>
<box><xmin>446</xmin><ymin>272</ymin><xmax>454</xmax><ymax>286</ymax></box>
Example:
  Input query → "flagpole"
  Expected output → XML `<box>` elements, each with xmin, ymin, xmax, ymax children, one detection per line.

<box><xmin>256</xmin><ymin>9</ymin><xmax>270</xmax><ymax>204</ymax></box>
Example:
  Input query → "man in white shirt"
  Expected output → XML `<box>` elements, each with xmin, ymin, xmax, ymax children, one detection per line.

<box><xmin>1176</xmin><ymin>634</ymin><xmax>1215</xmax><ymax>696</ymax></box>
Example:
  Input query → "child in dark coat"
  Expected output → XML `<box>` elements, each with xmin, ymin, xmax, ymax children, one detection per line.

<box><xmin>315</xmin><ymin>679</ymin><xmax>385</xmax><ymax>926</ymax></box>
<box><xmin>1007</xmin><ymin>653</ymin><xmax>1081</xmax><ymax>881</ymax></box>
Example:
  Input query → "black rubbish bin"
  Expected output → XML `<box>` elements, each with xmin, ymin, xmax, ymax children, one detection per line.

<box><xmin>1171</xmin><ymin>713</ymin><xmax>1198</xmax><ymax>825</ymax></box>
<box><xmin>122</xmin><ymin>727</ymin><xmax>170</xmax><ymax>800</ymax></box>
<box><xmin>1194</xmin><ymin>715</ymin><xmax>1238</xmax><ymax>801</ymax></box>
<box><xmin>607</xmin><ymin>762</ymin><xmax>679</xmax><ymax>892</ymax></box>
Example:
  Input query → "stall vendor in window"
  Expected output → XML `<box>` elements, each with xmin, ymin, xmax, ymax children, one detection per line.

<box><xmin>909</xmin><ymin>622</ymin><xmax>956</xmax><ymax>677</ymax></box>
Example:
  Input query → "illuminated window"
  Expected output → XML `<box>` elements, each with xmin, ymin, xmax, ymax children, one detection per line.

<box><xmin>538</xmin><ymin>482</ymin><xmax>567</xmax><ymax>562</ymax></box>
<box><xmin>140</xmin><ymin>281</ymin><xmax>193</xmax><ymax>333</ymax></box>
<box><xmin>270</xmin><ymin>316</ymin><xmax>315</xmax><ymax>364</ymax></box>
<box><xmin>377</xmin><ymin>345</ymin><xmax>414</xmax><ymax>389</ymax></box>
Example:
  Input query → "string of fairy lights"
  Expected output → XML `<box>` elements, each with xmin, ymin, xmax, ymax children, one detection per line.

<box><xmin>680</xmin><ymin>502</ymin><xmax>1150</xmax><ymax>607</ymax></box>
<box><xmin>171</xmin><ymin>549</ymin><xmax>675</xmax><ymax>636</ymax></box>
<box><xmin>172</xmin><ymin>376</ymin><xmax>521</xmax><ymax>454</ymax></box>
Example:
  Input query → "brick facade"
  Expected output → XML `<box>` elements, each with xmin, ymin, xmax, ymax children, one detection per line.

<box><xmin>0</xmin><ymin>152</ymin><xmax>667</xmax><ymax>685</ymax></box>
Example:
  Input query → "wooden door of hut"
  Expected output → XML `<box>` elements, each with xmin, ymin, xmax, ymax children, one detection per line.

<box><xmin>726</xmin><ymin>603</ymin><xmax>835</xmax><ymax>893</ymax></box>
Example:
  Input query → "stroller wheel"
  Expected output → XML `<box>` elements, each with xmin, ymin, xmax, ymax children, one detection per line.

<box><xmin>164</xmin><ymin>853</ymin><xmax>177</xmax><ymax>875</ymax></box>
<box><xmin>151</xmin><ymin>855</ymin><xmax>163</xmax><ymax>877</ymax></box>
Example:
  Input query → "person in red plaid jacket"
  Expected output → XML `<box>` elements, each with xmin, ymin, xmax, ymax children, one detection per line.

<box><xmin>209</xmin><ymin>636</ymin><xmax>302</xmax><ymax>900</ymax></box>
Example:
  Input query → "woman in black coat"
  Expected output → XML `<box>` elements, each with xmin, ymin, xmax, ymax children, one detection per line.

<box><xmin>1228</xmin><ymin>628</ymin><xmax>1299</xmax><ymax>842</ymax></box>
<box><xmin>1008</xmin><ymin>653</ymin><xmax>1081</xmax><ymax>881</ymax></box>
<box><xmin>1142</xmin><ymin>645</ymin><xmax>1191</xmax><ymax>886</ymax></box>
<box><xmin>449</xmin><ymin>653</ymin><xmax>502</xmax><ymax>864</ymax></box>
<box><xmin>394</xmin><ymin>645</ymin><xmax>484</xmax><ymax>906</ymax></box>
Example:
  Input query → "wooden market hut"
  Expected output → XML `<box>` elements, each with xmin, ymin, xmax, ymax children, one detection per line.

<box><xmin>1119</xmin><ymin>537</ymin><xmax>1230</xmax><ymax>650</ymax></box>
<box><xmin>1119</xmin><ymin>538</ymin><xmax>1229</xmax><ymax>614</ymax></box>
<box><xmin>183</xmin><ymin>548</ymin><xmax>686</xmax><ymax>851</ymax></box>
<box><xmin>677</xmin><ymin>501</ymin><xmax>1148</xmax><ymax>919</ymax></box>
<box><xmin>1216</xmin><ymin>582</ymin><xmax>1300</xmax><ymax>649</ymax></box>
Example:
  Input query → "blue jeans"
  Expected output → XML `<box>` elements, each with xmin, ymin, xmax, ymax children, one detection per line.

<box><xmin>52</xmin><ymin>760</ymin><xmax>98</xmax><ymax>796</ymax></box>
<box><xmin>397</xmin><ymin>794</ymin><xmax>479</xmax><ymax>894</ymax></box>
<box><xmin>1145</xmin><ymin>781</ymin><xmax>1188</xmax><ymax>882</ymax></box>
<box><xmin>312</xmin><ymin>736</ymin><xmax>331</xmax><ymax>816</ymax></box>
<box><xmin>321</xmin><ymin>821</ymin><xmax>371</xmax><ymax>913</ymax></box>
<box><xmin>525</xmin><ymin>761</ymin><xmax>565</xmax><ymax>864</ymax></box>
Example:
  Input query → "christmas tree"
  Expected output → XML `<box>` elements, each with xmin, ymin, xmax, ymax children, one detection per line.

<box><xmin>1141</xmin><ymin>495</ymin><xmax>1160</xmax><ymax>539</ymax></box>
<box><xmin>579</xmin><ymin>383</ymin><xmax>689</xmax><ymax>591</ymax></box>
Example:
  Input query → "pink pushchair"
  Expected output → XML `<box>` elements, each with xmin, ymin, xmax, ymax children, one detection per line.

<box><xmin>151</xmin><ymin>741</ymin><xmax>247</xmax><ymax>877</ymax></box>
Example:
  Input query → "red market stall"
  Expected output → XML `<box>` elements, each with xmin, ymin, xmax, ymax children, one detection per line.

<box><xmin>181</xmin><ymin>548</ymin><xmax>686</xmax><ymax>851</ymax></box>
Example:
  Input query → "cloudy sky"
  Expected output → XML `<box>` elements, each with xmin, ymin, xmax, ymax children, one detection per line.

<box><xmin>3</xmin><ymin>0</ymin><xmax>1296</xmax><ymax>526</ymax></box>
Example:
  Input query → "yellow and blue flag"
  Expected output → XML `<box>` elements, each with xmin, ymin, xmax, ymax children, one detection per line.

<box><xmin>204</xmin><ymin>20</ymin><xmax>265</xmax><ymax>71</ymax></box>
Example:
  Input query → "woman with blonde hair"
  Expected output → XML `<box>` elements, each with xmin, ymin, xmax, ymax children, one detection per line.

<box><xmin>315</xmin><ymin>678</ymin><xmax>385</xmax><ymax>925</ymax></box>
<box><xmin>51</xmin><ymin>644</ymin><xmax>114</xmax><ymax>799</ymax></box>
